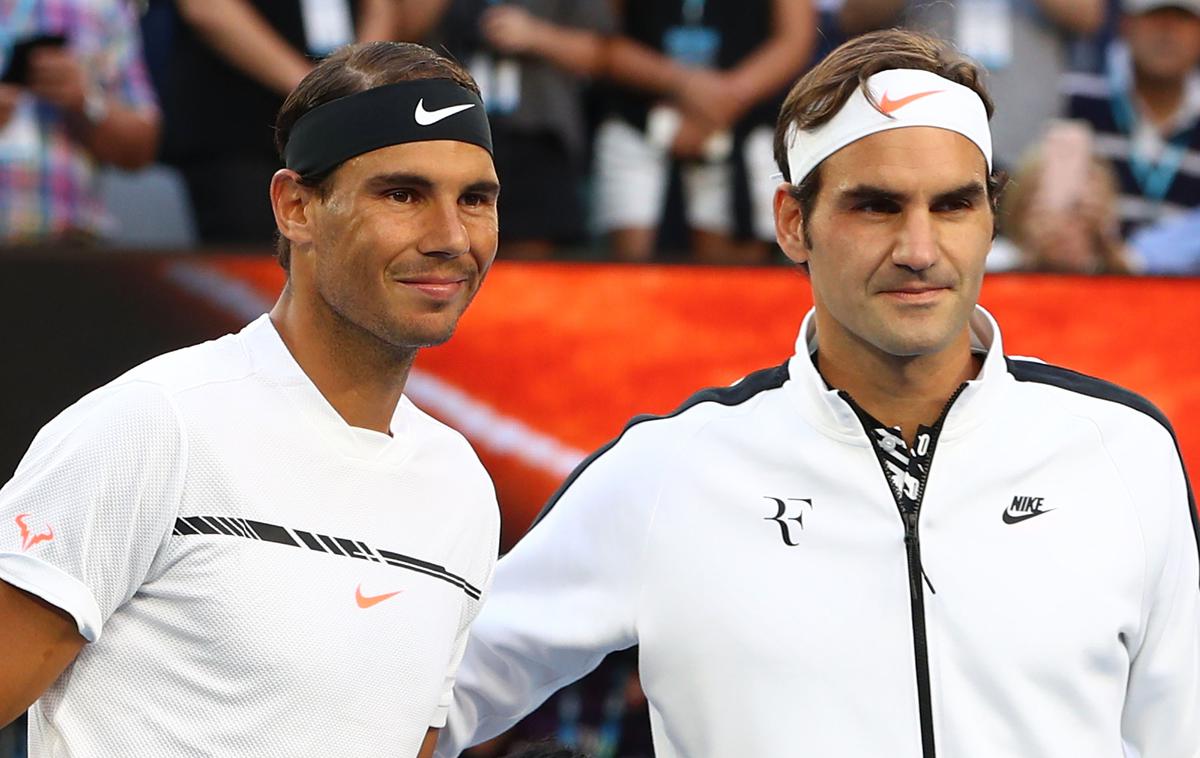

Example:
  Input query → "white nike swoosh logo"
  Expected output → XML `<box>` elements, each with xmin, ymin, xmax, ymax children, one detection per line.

<box><xmin>414</xmin><ymin>99</ymin><xmax>476</xmax><ymax>126</ymax></box>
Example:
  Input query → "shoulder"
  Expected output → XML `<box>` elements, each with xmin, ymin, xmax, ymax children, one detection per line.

<box><xmin>117</xmin><ymin>330</ymin><xmax>254</xmax><ymax>397</ymax></box>
<box><xmin>1005</xmin><ymin>357</ymin><xmax>1177</xmax><ymax>445</ymax></box>
<box><xmin>1005</xmin><ymin>357</ymin><xmax>1196</xmax><ymax>552</ymax></box>
<box><xmin>534</xmin><ymin>362</ymin><xmax>791</xmax><ymax>524</ymax></box>
<box><xmin>401</xmin><ymin>397</ymin><xmax>498</xmax><ymax>496</ymax></box>
<box><xmin>592</xmin><ymin>361</ymin><xmax>788</xmax><ymax>458</ymax></box>
<box><xmin>403</xmin><ymin>396</ymin><xmax>486</xmax><ymax>461</ymax></box>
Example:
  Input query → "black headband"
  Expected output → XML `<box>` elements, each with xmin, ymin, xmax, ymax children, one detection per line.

<box><xmin>283</xmin><ymin>79</ymin><xmax>492</xmax><ymax>177</ymax></box>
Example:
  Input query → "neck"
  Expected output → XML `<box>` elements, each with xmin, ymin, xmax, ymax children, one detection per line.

<box><xmin>269</xmin><ymin>283</ymin><xmax>416</xmax><ymax>435</ymax></box>
<box><xmin>1133</xmin><ymin>65</ymin><xmax>1187</xmax><ymax>128</ymax></box>
<box><xmin>816</xmin><ymin>325</ymin><xmax>981</xmax><ymax>447</ymax></box>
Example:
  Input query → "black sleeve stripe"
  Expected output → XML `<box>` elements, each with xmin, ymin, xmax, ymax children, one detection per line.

<box><xmin>1007</xmin><ymin>358</ymin><xmax>1200</xmax><ymax>586</ymax></box>
<box><xmin>526</xmin><ymin>361</ymin><xmax>792</xmax><ymax>535</ymax></box>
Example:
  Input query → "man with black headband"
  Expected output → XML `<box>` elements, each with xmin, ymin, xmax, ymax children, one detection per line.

<box><xmin>437</xmin><ymin>29</ymin><xmax>1199</xmax><ymax>758</ymax></box>
<box><xmin>0</xmin><ymin>42</ymin><xmax>500</xmax><ymax>758</ymax></box>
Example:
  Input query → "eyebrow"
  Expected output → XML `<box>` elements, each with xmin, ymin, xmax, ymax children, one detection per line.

<box><xmin>365</xmin><ymin>172</ymin><xmax>501</xmax><ymax>196</ymax></box>
<box><xmin>837</xmin><ymin>181</ymin><xmax>987</xmax><ymax>206</ymax></box>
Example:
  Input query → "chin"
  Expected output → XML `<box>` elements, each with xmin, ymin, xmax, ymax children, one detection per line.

<box><xmin>384</xmin><ymin>321</ymin><xmax>460</xmax><ymax>350</ymax></box>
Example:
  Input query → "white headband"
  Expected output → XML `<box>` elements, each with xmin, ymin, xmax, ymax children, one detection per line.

<box><xmin>785</xmin><ymin>69</ymin><xmax>992</xmax><ymax>185</ymax></box>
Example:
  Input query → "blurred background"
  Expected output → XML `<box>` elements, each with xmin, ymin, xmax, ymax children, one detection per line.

<box><xmin>3</xmin><ymin>1</ymin><xmax>1200</xmax><ymax>756</ymax></box>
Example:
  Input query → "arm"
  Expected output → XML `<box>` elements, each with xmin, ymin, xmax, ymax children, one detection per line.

<box><xmin>1120</xmin><ymin>433</ymin><xmax>1200</xmax><ymax>756</ymax></box>
<box><xmin>175</xmin><ymin>0</ymin><xmax>311</xmax><ymax>95</ymax></box>
<box><xmin>481</xmin><ymin>6</ymin><xmax>609</xmax><ymax>78</ymax></box>
<box><xmin>0</xmin><ymin>582</ymin><xmax>85</xmax><ymax>727</ymax></box>
<box><xmin>434</xmin><ymin>431</ymin><xmax>657</xmax><ymax>758</ymax></box>
<box><xmin>679</xmin><ymin>0</ymin><xmax>815</xmax><ymax>128</ymax></box>
<box><xmin>0</xmin><ymin>383</ymin><xmax>185</xmax><ymax>725</ymax></box>
<box><xmin>356</xmin><ymin>0</ymin><xmax>404</xmax><ymax>43</ymax></box>
<box><xmin>1033</xmin><ymin>0</ymin><xmax>1105</xmax><ymax>36</ymax></box>
<box><xmin>838</xmin><ymin>0</ymin><xmax>906</xmax><ymax>37</ymax></box>
<box><xmin>417</xmin><ymin>728</ymin><xmax>439</xmax><ymax>758</ymax></box>
<box><xmin>27</xmin><ymin>42</ymin><xmax>159</xmax><ymax>169</ymax></box>
<box><xmin>397</xmin><ymin>0</ymin><xmax>452</xmax><ymax>42</ymax></box>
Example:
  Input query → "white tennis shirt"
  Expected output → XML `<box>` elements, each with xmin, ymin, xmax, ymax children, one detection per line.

<box><xmin>0</xmin><ymin>315</ymin><xmax>499</xmax><ymax>757</ymax></box>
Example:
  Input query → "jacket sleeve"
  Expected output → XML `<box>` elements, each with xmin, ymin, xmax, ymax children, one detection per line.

<box><xmin>435</xmin><ymin>427</ymin><xmax>661</xmax><ymax>757</ymax></box>
<box><xmin>1120</xmin><ymin>430</ymin><xmax>1200</xmax><ymax>758</ymax></box>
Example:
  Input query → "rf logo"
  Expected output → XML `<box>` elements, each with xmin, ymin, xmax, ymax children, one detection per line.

<box><xmin>763</xmin><ymin>497</ymin><xmax>813</xmax><ymax>546</ymax></box>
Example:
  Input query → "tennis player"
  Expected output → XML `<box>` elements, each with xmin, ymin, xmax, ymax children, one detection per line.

<box><xmin>0</xmin><ymin>42</ymin><xmax>500</xmax><ymax>757</ymax></box>
<box><xmin>437</xmin><ymin>29</ymin><xmax>1200</xmax><ymax>758</ymax></box>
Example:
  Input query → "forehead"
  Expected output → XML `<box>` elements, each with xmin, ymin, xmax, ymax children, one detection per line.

<box><xmin>333</xmin><ymin>140</ymin><xmax>498</xmax><ymax>187</ymax></box>
<box><xmin>818</xmin><ymin>127</ymin><xmax>989</xmax><ymax>194</ymax></box>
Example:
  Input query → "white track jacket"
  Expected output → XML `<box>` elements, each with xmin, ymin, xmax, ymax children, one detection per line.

<box><xmin>438</xmin><ymin>307</ymin><xmax>1200</xmax><ymax>758</ymax></box>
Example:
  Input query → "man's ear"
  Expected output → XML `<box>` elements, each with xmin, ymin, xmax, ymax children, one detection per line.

<box><xmin>774</xmin><ymin>183</ymin><xmax>811</xmax><ymax>266</ymax></box>
<box><xmin>271</xmin><ymin>169</ymin><xmax>317</xmax><ymax>250</ymax></box>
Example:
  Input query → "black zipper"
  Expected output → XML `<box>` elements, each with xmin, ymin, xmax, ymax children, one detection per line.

<box><xmin>840</xmin><ymin>384</ymin><xmax>967</xmax><ymax>758</ymax></box>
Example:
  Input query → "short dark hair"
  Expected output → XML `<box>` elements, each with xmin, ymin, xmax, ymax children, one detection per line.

<box><xmin>773</xmin><ymin>29</ymin><xmax>1002</xmax><ymax>249</ymax></box>
<box><xmin>272</xmin><ymin>42</ymin><xmax>480</xmax><ymax>271</ymax></box>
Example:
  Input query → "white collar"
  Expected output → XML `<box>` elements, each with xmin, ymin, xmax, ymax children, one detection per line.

<box><xmin>783</xmin><ymin>305</ymin><xmax>1011</xmax><ymax>444</ymax></box>
<box><xmin>237</xmin><ymin>314</ymin><xmax>412</xmax><ymax>455</ymax></box>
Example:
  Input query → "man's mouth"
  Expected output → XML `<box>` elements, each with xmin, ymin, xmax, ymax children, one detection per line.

<box><xmin>394</xmin><ymin>275</ymin><xmax>469</xmax><ymax>300</ymax></box>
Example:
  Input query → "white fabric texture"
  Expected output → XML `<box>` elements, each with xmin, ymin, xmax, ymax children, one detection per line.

<box><xmin>786</xmin><ymin>68</ymin><xmax>993</xmax><ymax>184</ymax></box>
<box><xmin>437</xmin><ymin>307</ymin><xmax>1199</xmax><ymax>758</ymax></box>
<box><xmin>593</xmin><ymin>118</ymin><xmax>778</xmax><ymax>240</ymax></box>
<box><xmin>0</xmin><ymin>315</ymin><xmax>499</xmax><ymax>757</ymax></box>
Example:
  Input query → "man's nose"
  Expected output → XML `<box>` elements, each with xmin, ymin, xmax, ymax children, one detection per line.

<box><xmin>418</xmin><ymin>197</ymin><xmax>471</xmax><ymax>258</ymax></box>
<box><xmin>892</xmin><ymin>210</ymin><xmax>938</xmax><ymax>271</ymax></box>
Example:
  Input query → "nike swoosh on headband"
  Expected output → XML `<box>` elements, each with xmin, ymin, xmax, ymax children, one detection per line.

<box><xmin>415</xmin><ymin>99</ymin><xmax>477</xmax><ymax>126</ymax></box>
<box><xmin>879</xmin><ymin>89</ymin><xmax>943</xmax><ymax>115</ymax></box>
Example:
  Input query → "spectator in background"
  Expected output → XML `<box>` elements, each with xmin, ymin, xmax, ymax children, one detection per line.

<box><xmin>1062</xmin><ymin>0</ymin><xmax>1200</xmax><ymax>236</ymax></box>
<box><xmin>840</xmin><ymin>0</ymin><xmax>1106</xmax><ymax>170</ymax></box>
<box><xmin>996</xmin><ymin>122</ymin><xmax>1134</xmax><ymax>273</ymax></box>
<box><xmin>1128</xmin><ymin>204</ymin><xmax>1200</xmax><ymax>272</ymax></box>
<box><xmin>405</xmin><ymin>0</ymin><xmax>615</xmax><ymax>260</ymax></box>
<box><xmin>0</xmin><ymin>0</ymin><xmax>159</xmax><ymax>245</ymax></box>
<box><xmin>594</xmin><ymin>0</ymin><xmax>815</xmax><ymax>264</ymax></box>
<box><xmin>163</xmin><ymin>0</ymin><xmax>399</xmax><ymax>245</ymax></box>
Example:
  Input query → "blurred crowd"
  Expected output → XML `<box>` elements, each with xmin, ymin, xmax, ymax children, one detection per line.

<box><xmin>2</xmin><ymin>0</ymin><xmax>1200</xmax><ymax>275</ymax></box>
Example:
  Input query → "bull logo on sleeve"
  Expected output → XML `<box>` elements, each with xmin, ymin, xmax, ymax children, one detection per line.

<box><xmin>15</xmin><ymin>513</ymin><xmax>55</xmax><ymax>551</ymax></box>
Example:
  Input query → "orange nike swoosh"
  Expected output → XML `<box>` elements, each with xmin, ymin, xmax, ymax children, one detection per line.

<box><xmin>879</xmin><ymin>89</ymin><xmax>943</xmax><ymax>115</ymax></box>
<box><xmin>355</xmin><ymin>584</ymin><xmax>403</xmax><ymax>609</ymax></box>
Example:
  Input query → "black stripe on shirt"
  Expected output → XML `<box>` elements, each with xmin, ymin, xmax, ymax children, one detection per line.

<box><xmin>529</xmin><ymin>361</ymin><xmax>791</xmax><ymax>532</ymax></box>
<box><xmin>172</xmin><ymin>516</ymin><xmax>480</xmax><ymax>599</ymax></box>
<box><xmin>1007</xmin><ymin>358</ymin><xmax>1200</xmax><ymax>586</ymax></box>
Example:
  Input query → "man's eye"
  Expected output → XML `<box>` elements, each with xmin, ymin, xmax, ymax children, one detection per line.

<box><xmin>389</xmin><ymin>190</ymin><xmax>414</xmax><ymax>203</ymax></box>
<box><xmin>855</xmin><ymin>201</ymin><xmax>897</xmax><ymax>213</ymax></box>
<box><xmin>936</xmin><ymin>199</ymin><xmax>973</xmax><ymax>212</ymax></box>
<box><xmin>462</xmin><ymin>193</ymin><xmax>494</xmax><ymax>208</ymax></box>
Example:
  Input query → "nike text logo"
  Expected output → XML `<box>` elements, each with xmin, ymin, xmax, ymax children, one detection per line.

<box><xmin>414</xmin><ymin>99</ymin><xmax>476</xmax><ymax>126</ymax></box>
<box><xmin>1002</xmin><ymin>495</ymin><xmax>1053</xmax><ymax>525</ymax></box>
<box><xmin>355</xmin><ymin>584</ymin><xmax>403</xmax><ymax>609</ymax></box>
<box><xmin>15</xmin><ymin>513</ymin><xmax>54</xmax><ymax>551</ymax></box>
<box><xmin>879</xmin><ymin>89</ymin><xmax>943</xmax><ymax>115</ymax></box>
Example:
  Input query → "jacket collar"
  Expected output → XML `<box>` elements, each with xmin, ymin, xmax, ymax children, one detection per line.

<box><xmin>783</xmin><ymin>305</ymin><xmax>1012</xmax><ymax>445</ymax></box>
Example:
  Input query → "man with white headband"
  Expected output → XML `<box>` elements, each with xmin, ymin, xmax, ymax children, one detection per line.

<box><xmin>0</xmin><ymin>42</ymin><xmax>500</xmax><ymax>757</ymax></box>
<box><xmin>437</xmin><ymin>29</ymin><xmax>1198</xmax><ymax>758</ymax></box>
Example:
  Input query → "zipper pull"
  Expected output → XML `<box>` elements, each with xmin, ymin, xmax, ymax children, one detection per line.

<box><xmin>922</xmin><ymin>566</ymin><xmax>937</xmax><ymax>595</ymax></box>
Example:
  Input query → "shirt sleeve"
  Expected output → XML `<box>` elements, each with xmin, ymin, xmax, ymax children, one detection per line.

<box><xmin>1120</xmin><ymin>429</ymin><xmax>1200</xmax><ymax>757</ymax></box>
<box><xmin>0</xmin><ymin>381</ymin><xmax>186</xmax><ymax>643</ymax></box>
<box><xmin>434</xmin><ymin>427</ymin><xmax>661</xmax><ymax>757</ymax></box>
